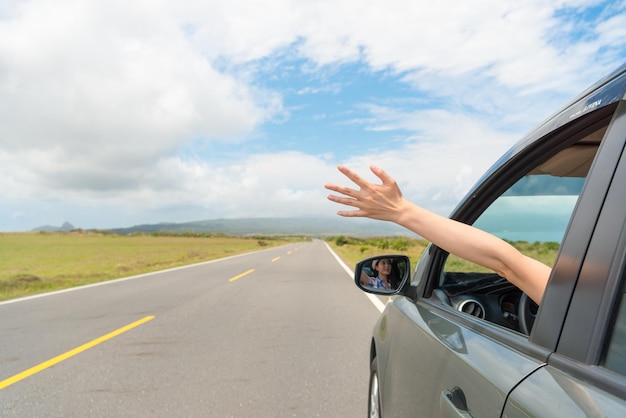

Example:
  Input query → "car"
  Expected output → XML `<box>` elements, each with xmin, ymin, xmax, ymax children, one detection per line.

<box><xmin>354</xmin><ymin>62</ymin><xmax>626</xmax><ymax>417</ymax></box>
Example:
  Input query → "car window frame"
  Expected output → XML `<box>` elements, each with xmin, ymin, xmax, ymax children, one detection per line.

<box><xmin>413</xmin><ymin>103</ymin><xmax>622</xmax><ymax>356</ymax></box>
<box><xmin>549</xmin><ymin>197</ymin><xmax>626</xmax><ymax>407</ymax></box>
<box><xmin>556</xmin><ymin>101</ymin><xmax>626</xmax><ymax>369</ymax></box>
<box><xmin>532</xmin><ymin>101</ymin><xmax>626</xmax><ymax>350</ymax></box>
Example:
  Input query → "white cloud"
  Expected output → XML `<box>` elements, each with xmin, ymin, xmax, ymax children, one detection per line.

<box><xmin>193</xmin><ymin>0</ymin><xmax>623</xmax><ymax>91</ymax></box>
<box><xmin>0</xmin><ymin>0</ymin><xmax>624</xmax><ymax>230</ymax></box>
<box><xmin>340</xmin><ymin>107</ymin><xmax>517</xmax><ymax>215</ymax></box>
<box><xmin>0</xmin><ymin>0</ymin><xmax>279</xmax><ymax>157</ymax></box>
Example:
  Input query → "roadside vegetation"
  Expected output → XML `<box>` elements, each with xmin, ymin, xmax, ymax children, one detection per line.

<box><xmin>0</xmin><ymin>231</ymin><xmax>559</xmax><ymax>302</ymax></box>
<box><xmin>325</xmin><ymin>235</ymin><xmax>560</xmax><ymax>274</ymax></box>
<box><xmin>0</xmin><ymin>230</ymin><xmax>303</xmax><ymax>301</ymax></box>
<box><xmin>326</xmin><ymin>235</ymin><xmax>429</xmax><ymax>271</ymax></box>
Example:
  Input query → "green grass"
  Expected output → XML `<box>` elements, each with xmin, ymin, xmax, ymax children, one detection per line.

<box><xmin>0</xmin><ymin>231</ymin><xmax>558</xmax><ymax>302</ymax></box>
<box><xmin>0</xmin><ymin>231</ymin><xmax>302</xmax><ymax>301</ymax></box>
<box><xmin>325</xmin><ymin>235</ymin><xmax>559</xmax><ymax>274</ymax></box>
<box><xmin>326</xmin><ymin>236</ymin><xmax>430</xmax><ymax>271</ymax></box>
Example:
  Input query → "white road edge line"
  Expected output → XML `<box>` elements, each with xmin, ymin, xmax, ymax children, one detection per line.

<box><xmin>323</xmin><ymin>240</ymin><xmax>385</xmax><ymax>313</ymax></box>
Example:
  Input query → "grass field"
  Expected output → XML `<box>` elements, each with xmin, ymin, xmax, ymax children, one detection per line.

<box><xmin>0</xmin><ymin>231</ymin><xmax>301</xmax><ymax>301</ymax></box>
<box><xmin>326</xmin><ymin>236</ymin><xmax>430</xmax><ymax>271</ymax></box>
<box><xmin>0</xmin><ymin>231</ymin><xmax>558</xmax><ymax>302</ymax></box>
<box><xmin>325</xmin><ymin>235</ymin><xmax>559</xmax><ymax>275</ymax></box>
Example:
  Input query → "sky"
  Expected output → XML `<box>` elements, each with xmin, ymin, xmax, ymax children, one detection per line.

<box><xmin>1</xmin><ymin>0</ymin><xmax>625</xmax><ymax>231</ymax></box>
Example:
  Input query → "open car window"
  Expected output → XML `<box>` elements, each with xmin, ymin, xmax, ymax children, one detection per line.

<box><xmin>436</xmin><ymin>123</ymin><xmax>607</xmax><ymax>333</ymax></box>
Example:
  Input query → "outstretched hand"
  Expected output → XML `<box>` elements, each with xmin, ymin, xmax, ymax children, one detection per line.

<box><xmin>324</xmin><ymin>165</ymin><xmax>406</xmax><ymax>222</ymax></box>
<box><xmin>325</xmin><ymin>165</ymin><xmax>551</xmax><ymax>305</ymax></box>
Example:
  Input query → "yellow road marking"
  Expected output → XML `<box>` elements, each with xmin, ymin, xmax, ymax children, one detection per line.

<box><xmin>287</xmin><ymin>251</ymin><xmax>292</xmax><ymax>255</ymax></box>
<box><xmin>0</xmin><ymin>315</ymin><xmax>155</xmax><ymax>390</ymax></box>
<box><xmin>272</xmin><ymin>257</ymin><xmax>281</xmax><ymax>262</ymax></box>
<box><xmin>228</xmin><ymin>269</ymin><xmax>255</xmax><ymax>282</ymax></box>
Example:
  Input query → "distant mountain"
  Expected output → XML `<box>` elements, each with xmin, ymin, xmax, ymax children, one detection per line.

<box><xmin>32</xmin><ymin>221</ymin><xmax>76</xmax><ymax>232</ymax></box>
<box><xmin>108</xmin><ymin>217</ymin><xmax>412</xmax><ymax>237</ymax></box>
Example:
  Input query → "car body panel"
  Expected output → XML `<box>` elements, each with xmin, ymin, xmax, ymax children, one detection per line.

<box><xmin>503</xmin><ymin>365</ymin><xmax>626</xmax><ymax>417</ymax></box>
<box><xmin>376</xmin><ymin>299</ymin><xmax>546</xmax><ymax>417</ymax></box>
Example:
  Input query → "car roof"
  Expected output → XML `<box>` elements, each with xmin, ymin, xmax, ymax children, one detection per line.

<box><xmin>521</xmin><ymin>61</ymin><xmax>626</xmax><ymax>148</ymax></box>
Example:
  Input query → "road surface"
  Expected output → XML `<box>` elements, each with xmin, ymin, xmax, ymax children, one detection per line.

<box><xmin>0</xmin><ymin>240</ymin><xmax>383</xmax><ymax>417</ymax></box>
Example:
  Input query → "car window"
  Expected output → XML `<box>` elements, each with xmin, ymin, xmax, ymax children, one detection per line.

<box><xmin>436</xmin><ymin>124</ymin><xmax>607</xmax><ymax>333</ymax></box>
<box><xmin>444</xmin><ymin>175</ymin><xmax>584</xmax><ymax>274</ymax></box>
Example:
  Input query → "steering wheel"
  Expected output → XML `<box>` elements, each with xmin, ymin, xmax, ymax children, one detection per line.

<box><xmin>518</xmin><ymin>293</ymin><xmax>538</xmax><ymax>335</ymax></box>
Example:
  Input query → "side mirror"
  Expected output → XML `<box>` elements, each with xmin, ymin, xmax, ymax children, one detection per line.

<box><xmin>354</xmin><ymin>255</ymin><xmax>411</xmax><ymax>295</ymax></box>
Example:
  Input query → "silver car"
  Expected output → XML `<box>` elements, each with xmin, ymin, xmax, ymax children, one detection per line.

<box><xmin>355</xmin><ymin>62</ymin><xmax>626</xmax><ymax>417</ymax></box>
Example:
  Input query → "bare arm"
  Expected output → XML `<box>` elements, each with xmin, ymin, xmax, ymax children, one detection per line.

<box><xmin>360</xmin><ymin>270</ymin><xmax>371</xmax><ymax>286</ymax></box>
<box><xmin>324</xmin><ymin>165</ymin><xmax>550</xmax><ymax>304</ymax></box>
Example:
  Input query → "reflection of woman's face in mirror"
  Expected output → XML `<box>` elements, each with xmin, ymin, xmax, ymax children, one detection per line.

<box><xmin>375</xmin><ymin>258</ymin><xmax>392</xmax><ymax>278</ymax></box>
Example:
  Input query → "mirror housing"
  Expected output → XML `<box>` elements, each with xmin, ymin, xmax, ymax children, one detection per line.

<box><xmin>354</xmin><ymin>255</ymin><xmax>411</xmax><ymax>295</ymax></box>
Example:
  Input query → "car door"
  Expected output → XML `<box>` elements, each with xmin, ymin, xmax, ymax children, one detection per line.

<box><xmin>503</xmin><ymin>101</ymin><xmax>626</xmax><ymax>416</ymax></box>
<box><xmin>380</xmin><ymin>297</ymin><xmax>549</xmax><ymax>417</ymax></box>
<box><xmin>377</xmin><ymin>100</ymin><xmax>622</xmax><ymax>417</ymax></box>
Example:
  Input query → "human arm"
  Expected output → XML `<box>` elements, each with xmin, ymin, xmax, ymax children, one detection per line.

<box><xmin>360</xmin><ymin>270</ymin><xmax>372</xmax><ymax>286</ymax></box>
<box><xmin>324</xmin><ymin>165</ymin><xmax>550</xmax><ymax>304</ymax></box>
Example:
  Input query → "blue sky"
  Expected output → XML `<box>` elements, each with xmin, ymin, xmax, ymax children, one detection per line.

<box><xmin>0</xmin><ymin>0</ymin><xmax>625</xmax><ymax>231</ymax></box>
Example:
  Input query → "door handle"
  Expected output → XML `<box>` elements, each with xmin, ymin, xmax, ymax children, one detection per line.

<box><xmin>440</xmin><ymin>387</ymin><xmax>473</xmax><ymax>418</ymax></box>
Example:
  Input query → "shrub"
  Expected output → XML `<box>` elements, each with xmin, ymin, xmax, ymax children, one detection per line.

<box><xmin>376</xmin><ymin>239</ymin><xmax>390</xmax><ymax>250</ymax></box>
<box><xmin>391</xmin><ymin>237</ymin><xmax>411</xmax><ymax>251</ymax></box>
<box><xmin>335</xmin><ymin>235</ymin><xmax>348</xmax><ymax>246</ymax></box>
<box><xmin>544</xmin><ymin>241</ymin><xmax>560</xmax><ymax>251</ymax></box>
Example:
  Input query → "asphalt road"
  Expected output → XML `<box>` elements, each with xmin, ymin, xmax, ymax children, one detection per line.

<box><xmin>0</xmin><ymin>240</ymin><xmax>383</xmax><ymax>417</ymax></box>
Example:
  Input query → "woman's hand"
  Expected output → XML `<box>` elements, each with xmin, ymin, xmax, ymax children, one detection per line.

<box><xmin>324</xmin><ymin>165</ymin><xmax>406</xmax><ymax>223</ymax></box>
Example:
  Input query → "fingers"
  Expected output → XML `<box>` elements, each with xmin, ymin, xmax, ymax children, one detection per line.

<box><xmin>337</xmin><ymin>165</ymin><xmax>372</xmax><ymax>189</ymax></box>
<box><xmin>337</xmin><ymin>164</ymin><xmax>393</xmax><ymax>189</ymax></box>
<box><xmin>324</xmin><ymin>182</ymin><xmax>358</xmax><ymax>198</ymax></box>
<box><xmin>325</xmin><ymin>180</ymin><xmax>366</xmax><ymax>217</ymax></box>
<box><xmin>326</xmin><ymin>194</ymin><xmax>365</xmax><ymax>217</ymax></box>
<box><xmin>325</xmin><ymin>165</ymin><xmax>397</xmax><ymax>219</ymax></box>
<box><xmin>326</xmin><ymin>193</ymin><xmax>362</xmax><ymax>210</ymax></box>
<box><xmin>369</xmin><ymin>165</ymin><xmax>393</xmax><ymax>186</ymax></box>
<box><xmin>336</xmin><ymin>210</ymin><xmax>365</xmax><ymax>218</ymax></box>
<box><xmin>326</xmin><ymin>193</ymin><xmax>355</xmax><ymax>206</ymax></box>
<box><xmin>370</xmin><ymin>164</ymin><xmax>402</xmax><ymax>197</ymax></box>
<box><xmin>325</xmin><ymin>165</ymin><xmax>370</xmax><ymax>197</ymax></box>
<box><xmin>325</xmin><ymin>164</ymin><xmax>374</xmax><ymax>207</ymax></box>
